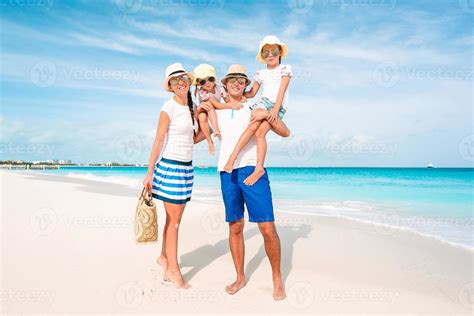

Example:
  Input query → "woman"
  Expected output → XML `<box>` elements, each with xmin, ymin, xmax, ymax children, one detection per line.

<box><xmin>143</xmin><ymin>63</ymin><xmax>205</xmax><ymax>289</ymax></box>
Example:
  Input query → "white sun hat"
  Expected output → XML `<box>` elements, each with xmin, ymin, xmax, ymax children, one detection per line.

<box><xmin>192</xmin><ymin>64</ymin><xmax>217</xmax><ymax>86</ymax></box>
<box><xmin>163</xmin><ymin>63</ymin><xmax>194</xmax><ymax>92</ymax></box>
<box><xmin>256</xmin><ymin>35</ymin><xmax>289</xmax><ymax>64</ymax></box>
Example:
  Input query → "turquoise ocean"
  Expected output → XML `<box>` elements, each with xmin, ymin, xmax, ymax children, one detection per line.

<box><xmin>20</xmin><ymin>167</ymin><xmax>474</xmax><ymax>250</ymax></box>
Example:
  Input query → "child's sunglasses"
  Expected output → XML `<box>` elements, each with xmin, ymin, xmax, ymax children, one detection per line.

<box><xmin>261</xmin><ymin>48</ymin><xmax>280</xmax><ymax>59</ymax></box>
<box><xmin>227</xmin><ymin>77</ymin><xmax>247</xmax><ymax>85</ymax></box>
<box><xmin>169</xmin><ymin>75</ymin><xmax>190</xmax><ymax>86</ymax></box>
<box><xmin>198</xmin><ymin>76</ymin><xmax>216</xmax><ymax>86</ymax></box>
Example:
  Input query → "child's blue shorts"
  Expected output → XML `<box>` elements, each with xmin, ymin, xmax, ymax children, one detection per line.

<box><xmin>249</xmin><ymin>97</ymin><xmax>286</xmax><ymax>120</ymax></box>
<box><xmin>220</xmin><ymin>166</ymin><xmax>275</xmax><ymax>223</ymax></box>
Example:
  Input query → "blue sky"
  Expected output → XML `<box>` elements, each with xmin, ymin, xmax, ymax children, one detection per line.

<box><xmin>0</xmin><ymin>0</ymin><xmax>472</xmax><ymax>167</ymax></box>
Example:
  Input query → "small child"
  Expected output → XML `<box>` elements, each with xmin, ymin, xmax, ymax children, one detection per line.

<box><xmin>194</xmin><ymin>64</ymin><xmax>245</xmax><ymax>155</ymax></box>
<box><xmin>193</xmin><ymin>64</ymin><xmax>227</xmax><ymax>155</ymax></box>
<box><xmin>222</xmin><ymin>35</ymin><xmax>292</xmax><ymax>185</ymax></box>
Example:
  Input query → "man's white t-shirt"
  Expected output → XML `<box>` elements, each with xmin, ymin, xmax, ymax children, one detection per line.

<box><xmin>217</xmin><ymin>104</ymin><xmax>257</xmax><ymax>171</ymax></box>
<box><xmin>160</xmin><ymin>98</ymin><xmax>198</xmax><ymax>162</ymax></box>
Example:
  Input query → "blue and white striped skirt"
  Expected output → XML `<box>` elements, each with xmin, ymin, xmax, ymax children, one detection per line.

<box><xmin>152</xmin><ymin>157</ymin><xmax>194</xmax><ymax>204</ymax></box>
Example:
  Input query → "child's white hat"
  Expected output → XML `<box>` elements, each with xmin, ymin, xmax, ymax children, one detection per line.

<box><xmin>163</xmin><ymin>63</ymin><xmax>194</xmax><ymax>92</ymax></box>
<box><xmin>256</xmin><ymin>35</ymin><xmax>289</xmax><ymax>64</ymax></box>
<box><xmin>193</xmin><ymin>64</ymin><xmax>217</xmax><ymax>85</ymax></box>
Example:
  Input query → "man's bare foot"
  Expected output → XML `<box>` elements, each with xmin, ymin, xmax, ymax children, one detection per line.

<box><xmin>156</xmin><ymin>255</ymin><xmax>171</xmax><ymax>282</ymax></box>
<box><xmin>168</xmin><ymin>270</ymin><xmax>191</xmax><ymax>289</ymax></box>
<box><xmin>273</xmin><ymin>285</ymin><xmax>287</xmax><ymax>301</ymax></box>
<box><xmin>225</xmin><ymin>280</ymin><xmax>246</xmax><ymax>295</ymax></box>
<box><xmin>223</xmin><ymin>158</ymin><xmax>235</xmax><ymax>173</ymax></box>
<box><xmin>208</xmin><ymin>141</ymin><xmax>215</xmax><ymax>156</ymax></box>
<box><xmin>243</xmin><ymin>167</ymin><xmax>265</xmax><ymax>186</ymax></box>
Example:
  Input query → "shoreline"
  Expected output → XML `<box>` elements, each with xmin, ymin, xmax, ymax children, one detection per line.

<box><xmin>4</xmin><ymin>169</ymin><xmax>473</xmax><ymax>252</ymax></box>
<box><xmin>1</xmin><ymin>170</ymin><xmax>473</xmax><ymax>314</ymax></box>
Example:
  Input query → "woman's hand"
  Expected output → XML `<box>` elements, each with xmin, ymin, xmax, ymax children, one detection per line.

<box><xmin>143</xmin><ymin>173</ymin><xmax>153</xmax><ymax>192</ymax></box>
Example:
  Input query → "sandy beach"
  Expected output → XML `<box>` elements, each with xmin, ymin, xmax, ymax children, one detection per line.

<box><xmin>0</xmin><ymin>170</ymin><xmax>473</xmax><ymax>315</ymax></box>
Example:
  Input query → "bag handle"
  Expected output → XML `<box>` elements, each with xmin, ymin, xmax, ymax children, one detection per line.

<box><xmin>141</xmin><ymin>186</ymin><xmax>152</xmax><ymax>203</ymax></box>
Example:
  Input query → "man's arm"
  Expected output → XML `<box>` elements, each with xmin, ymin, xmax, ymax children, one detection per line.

<box><xmin>244</xmin><ymin>81</ymin><xmax>260</xmax><ymax>98</ymax></box>
<box><xmin>208</xmin><ymin>98</ymin><xmax>243</xmax><ymax>110</ymax></box>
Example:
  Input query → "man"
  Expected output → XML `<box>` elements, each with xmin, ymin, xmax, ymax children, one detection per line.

<box><xmin>199</xmin><ymin>64</ymin><xmax>290</xmax><ymax>300</ymax></box>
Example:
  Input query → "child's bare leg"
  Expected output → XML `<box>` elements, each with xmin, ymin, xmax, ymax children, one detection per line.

<box><xmin>207</xmin><ymin>107</ymin><xmax>221</xmax><ymax>137</ymax></box>
<box><xmin>198</xmin><ymin>112</ymin><xmax>215</xmax><ymax>155</ymax></box>
<box><xmin>223</xmin><ymin>120</ymin><xmax>262</xmax><ymax>173</ymax></box>
<box><xmin>244</xmin><ymin>121</ymin><xmax>272</xmax><ymax>186</ymax></box>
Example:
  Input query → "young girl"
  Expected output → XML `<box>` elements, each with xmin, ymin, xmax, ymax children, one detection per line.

<box><xmin>222</xmin><ymin>35</ymin><xmax>292</xmax><ymax>185</ymax></box>
<box><xmin>194</xmin><ymin>63</ymin><xmax>243</xmax><ymax>155</ymax></box>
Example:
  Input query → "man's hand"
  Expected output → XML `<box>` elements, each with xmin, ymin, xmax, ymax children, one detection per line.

<box><xmin>267</xmin><ymin>109</ymin><xmax>279</xmax><ymax>124</ymax></box>
<box><xmin>198</xmin><ymin>101</ymin><xmax>213</xmax><ymax>112</ymax></box>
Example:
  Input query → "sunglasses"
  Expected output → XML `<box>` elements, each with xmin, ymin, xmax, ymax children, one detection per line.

<box><xmin>227</xmin><ymin>77</ymin><xmax>247</xmax><ymax>85</ymax></box>
<box><xmin>169</xmin><ymin>75</ymin><xmax>190</xmax><ymax>87</ymax></box>
<box><xmin>261</xmin><ymin>48</ymin><xmax>280</xmax><ymax>59</ymax></box>
<box><xmin>198</xmin><ymin>76</ymin><xmax>216</xmax><ymax>86</ymax></box>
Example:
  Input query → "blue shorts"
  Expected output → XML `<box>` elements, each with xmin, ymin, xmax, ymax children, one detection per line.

<box><xmin>249</xmin><ymin>97</ymin><xmax>286</xmax><ymax>120</ymax></box>
<box><xmin>220</xmin><ymin>166</ymin><xmax>275</xmax><ymax>223</ymax></box>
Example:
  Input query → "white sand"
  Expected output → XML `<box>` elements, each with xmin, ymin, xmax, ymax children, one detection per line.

<box><xmin>1</xmin><ymin>170</ymin><xmax>473</xmax><ymax>315</ymax></box>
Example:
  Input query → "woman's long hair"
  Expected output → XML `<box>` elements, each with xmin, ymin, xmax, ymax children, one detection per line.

<box><xmin>187</xmin><ymin>90</ymin><xmax>196</xmax><ymax>135</ymax></box>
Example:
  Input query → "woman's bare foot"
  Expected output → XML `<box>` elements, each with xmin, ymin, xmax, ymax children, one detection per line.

<box><xmin>208</xmin><ymin>141</ymin><xmax>215</xmax><ymax>156</ymax></box>
<box><xmin>225</xmin><ymin>279</ymin><xmax>246</xmax><ymax>295</ymax></box>
<box><xmin>156</xmin><ymin>255</ymin><xmax>171</xmax><ymax>282</ymax></box>
<box><xmin>243</xmin><ymin>167</ymin><xmax>265</xmax><ymax>186</ymax></box>
<box><xmin>212</xmin><ymin>129</ymin><xmax>221</xmax><ymax>138</ymax></box>
<box><xmin>168</xmin><ymin>269</ymin><xmax>191</xmax><ymax>289</ymax></box>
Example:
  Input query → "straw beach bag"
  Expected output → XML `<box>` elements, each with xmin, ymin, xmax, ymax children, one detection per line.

<box><xmin>134</xmin><ymin>187</ymin><xmax>158</xmax><ymax>244</ymax></box>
